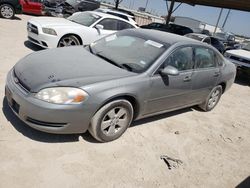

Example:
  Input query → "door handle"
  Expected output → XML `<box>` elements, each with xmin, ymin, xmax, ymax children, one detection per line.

<box><xmin>214</xmin><ymin>71</ymin><xmax>220</xmax><ymax>77</ymax></box>
<box><xmin>183</xmin><ymin>76</ymin><xmax>191</xmax><ymax>82</ymax></box>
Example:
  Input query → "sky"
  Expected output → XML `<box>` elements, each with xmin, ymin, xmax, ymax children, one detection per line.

<box><xmin>103</xmin><ymin>0</ymin><xmax>250</xmax><ymax>37</ymax></box>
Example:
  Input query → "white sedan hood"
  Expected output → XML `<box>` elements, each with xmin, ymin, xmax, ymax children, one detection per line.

<box><xmin>29</xmin><ymin>17</ymin><xmax>80</xmax><ymax>28</ymax></box>
<box><xmin>227</xmin><ymin>49</ymin><xmax>250</xmax><ymax>60</ymax></box>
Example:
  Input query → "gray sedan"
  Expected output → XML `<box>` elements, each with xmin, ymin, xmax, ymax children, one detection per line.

<box><xmin>5</xmin><ymin>29</ymin><xmax>236</xmax><ymax>142</ymax></box>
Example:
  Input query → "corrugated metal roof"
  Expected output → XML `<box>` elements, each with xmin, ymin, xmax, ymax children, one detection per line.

<box><xmin>169</xmin><ymin>0</ymin><xmax>250</xmax><ymax>12</ymax></box>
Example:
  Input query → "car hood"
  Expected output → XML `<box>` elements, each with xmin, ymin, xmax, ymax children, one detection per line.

<box><xmin>226</xmin><ymin>49</ymin><xmax>250</xmax><ymax>60</ymax></box>
<box><xmin>29</xmin><ymin>17</ymin><xmax>80</xmax><ymax>27</ymax></box>
<box><xmin>14</xmin><ymin>47</ymin><xmax>135</xmax><ymax>92</ymax></box>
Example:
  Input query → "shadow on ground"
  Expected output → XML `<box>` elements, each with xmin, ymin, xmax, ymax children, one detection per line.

<box><xmin>236</xmin><ymin>176</ymin><xmax>250</xmax><ymax>188</ymax></box>
<box><xmin>2</xmin><ymin>97</ymin><xmax>195</xmax><ymax>143</ymax></box>
<box><xmin>131</xmin><ymin>107</ymin><xmax>193</xmax><ymax>127</ymax></box>
<box><xmin>235</xmin><ymin>74</ymin><xmax>250</xmax><ymax>86</ymax></box>
<box><xmin>2</xmin><ymin>97</ymin><xmax>99</xmax><ymax>143</ymax></box>
<box><xmin>24</xmin><ymin>41</ymin><xmax>44</xmax><ymax>51</ymax></box>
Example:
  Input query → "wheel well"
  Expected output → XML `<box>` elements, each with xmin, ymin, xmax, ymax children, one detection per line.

<box><xmin>218</xmin><ymin>82</ymin><xmax>226</xmax><ymax>93</ymax></box>
<box><xmin>58</xmin><ymin>34</ymin><xmax>83</xmax><ymax>46</ymax></box>
<box><xmin>99</xmin><ymin>95</ymin><xmax>140</xmax><ymax>120</ymax></box>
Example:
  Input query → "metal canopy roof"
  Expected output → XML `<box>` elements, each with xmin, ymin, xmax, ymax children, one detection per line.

<box><xmin>168</xmin><ymin>0</ymin><xmax>250</xmax><ymax>12</ymax></box>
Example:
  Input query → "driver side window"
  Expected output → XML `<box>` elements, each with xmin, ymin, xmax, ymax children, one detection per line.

<box><xmin>163</xmin><ymin>47</ymin><xmax>194</xmax><ymax>71</ymax></box>
<box><xmin>97</xmin><ymin>18</ymin><xmax>118</xmax><ymax>30</ymax></box>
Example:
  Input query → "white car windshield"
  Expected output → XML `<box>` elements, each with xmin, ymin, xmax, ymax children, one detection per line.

<box><xmin>67</xmin><ymin>12</ymin><xmax>101</xmax><ymax>27</ymax></box>
<box><xmin>90</xmin><ymin>32</ymin><xmax>169</xmax><ymax>73</ymax></box>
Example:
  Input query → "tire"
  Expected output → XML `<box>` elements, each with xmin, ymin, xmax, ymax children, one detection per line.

<box><xmin>0</xmin><ymin>4</ymin><xmax>15</xmax><ymax>19</ymax></box>
<box><xmin>199</xmin><ymin>85</ymin><xmax>223</xmax><ymax>112</ymax></box>
<box><xmin>58</xmin><ymin>35</ymin><xmax>81</xmax><ymax>47</ymax></box>
<box><xmin>89</xmin><ymin>99</ymin><xmax>134</xmax><ymax>142</ymax></box>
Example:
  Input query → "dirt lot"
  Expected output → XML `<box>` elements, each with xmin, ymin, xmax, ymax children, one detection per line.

<box><xmin>0</xmin><ymin>15</ymin><xmax>250</xmax><ymax>188</ymax></box>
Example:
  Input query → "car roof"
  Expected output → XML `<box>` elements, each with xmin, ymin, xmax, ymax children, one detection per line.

<box><xmin>96</xmin><ymin>8</ymin><xmax>134</xmax><ymax>18</ymax></box>
<box><xmin>127</xmin><ymin>29</ymin><xmax>203</xmax><ymax>46</ymax></box>
<box><xmin>87</xmin><ymin>11</ymin><xmax>136</xmax><ymax>26</ymax></box>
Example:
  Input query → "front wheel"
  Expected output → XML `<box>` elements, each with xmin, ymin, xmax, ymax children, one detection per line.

<box><xmin>199</xmin><ymin>85</ymin><xmax>222</xmax><ymax>112</ymax></box>
<box><xmin>0</xmin><ymin>4</ymin><xmax>14</xmax><ymax>19</ymax></box>
<box><xmin>89</xmin><ymin>100</ymin><xmax>134</xmax><ymax>142</ymax></box>
<box><xmin>58</xmin><ymin>35</ymin><xmax>81</xmax><ymax>47</ymax></box>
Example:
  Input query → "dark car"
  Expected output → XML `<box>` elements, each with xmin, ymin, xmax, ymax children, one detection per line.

<box><xmin>141</xmin><ymin>22</ymin><xmax>193</xmax><ymax>36</ymax></box>
<box><xmin>5</xmin><ymin>29</ymin><xmax>236</xmax><ymax>142</ymax></box>
<box><xmin>0</xmin><ymin>0</ymin><xmax>22</xmax><ymax>19</ymax></box>
<box><xmin>185</xmin><ymin>33</ymin><xmax>225</xmax><ymax>54</ymax></box>
<box><xmin>43</xmin><ymin>0</ymin><xmax>100</xmax><ymax>17</ymax></box>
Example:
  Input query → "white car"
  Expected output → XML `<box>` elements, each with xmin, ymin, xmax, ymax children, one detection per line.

<box><xmin>95</xmin><ymin>8</ymin><xmax>138</xmax><ymax>26</ymax></box>
<box><xmin>27</xmin><ymin>11</ymin><xmax>138</xmax><ymax>48</ymax></box>
<box><xmin>224</xmin><ymin>42</ymin><xmax>250</xmax><ymax>79</ymax></box>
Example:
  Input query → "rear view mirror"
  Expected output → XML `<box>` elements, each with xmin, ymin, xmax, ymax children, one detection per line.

<box><xmin>160</xmin><ymin>66</ymin><xmax>179</xmax><ymax>76</ymax></box>
<box><xmin>95</xmin><ymin>24</ymin><xmax>104</xmax><ymax>30</ymax></box>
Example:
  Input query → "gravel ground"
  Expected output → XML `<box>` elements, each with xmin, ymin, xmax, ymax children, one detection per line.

<box><xmin>0</xmin><ymin>15</ymin><xmax>250</xmax><ymax>188</ymax></box>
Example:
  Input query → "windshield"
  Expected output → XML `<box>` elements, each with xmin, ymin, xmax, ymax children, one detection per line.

<box><xmin>67</xmin><ymin>12</ymin><xmax>101</xmax><ymax>27</ymax></box>
<box><xmin>242</xmin><ymin>43</ymin><xmax>250</xmax><ymax>51</ymax></box>
<box><xmin>90</xmin><ymin>33</ymin><xmax>168</xmax><ymax>73</ymax></box>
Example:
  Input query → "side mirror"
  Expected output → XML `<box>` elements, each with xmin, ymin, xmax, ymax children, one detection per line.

<box><xmin>160</xmin><ymin>66</ymin><xmax>179</xmax><ymax>76</ymax></box>
<box><xmin>95</xmin><ymin>24</ymin><xmax>104</xmax><ymax>30</ymax></box>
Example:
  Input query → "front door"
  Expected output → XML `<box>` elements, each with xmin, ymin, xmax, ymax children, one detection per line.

<box><xmin>145</xmin><ymin>46</ymin><xmax>195</xmax><ymax>115</ymax></box>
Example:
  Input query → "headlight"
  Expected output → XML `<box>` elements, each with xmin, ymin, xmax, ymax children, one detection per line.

<box><xmin>35</xmin><ymin>87</ymin><xmax>88</xmax><ymax>104</ymax></box>
<box><xmin>42</xmin><ymin>28</ymin><xmax>57</xmax><ymax>35</ymax></box>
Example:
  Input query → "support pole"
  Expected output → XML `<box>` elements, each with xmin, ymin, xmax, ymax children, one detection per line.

<box><xmin>213</xmin><ymin>8</ymin><xmax>223</xmax><ymax>35</ymax></box>
<box><xmin>222</xmin><ymin>9</ymin><xmax>231</xmax><ymax>29</ymax></box>
<box><xmin>145</xmin><ymin>0</ymin><xmax>149</xmax><ymax>12</ymax></box>
<box><xmin>166</xmin><ymin>0</ymin><xmax>175</xmax><ymax>25</ymax></box>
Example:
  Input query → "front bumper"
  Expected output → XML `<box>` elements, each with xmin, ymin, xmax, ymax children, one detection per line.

<box><xmin>5</xmin><ymin>70</ymin><xmax>94</xmax><ymax>134</ymax></box>
<box><xmin>27</xmin><ymin>21</ymin><xmax>59</xmax><ymax>48</ymax></box>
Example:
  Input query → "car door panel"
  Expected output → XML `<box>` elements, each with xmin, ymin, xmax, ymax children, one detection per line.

<box><xmin>144</xmin><ymin>46</ymin><xmax>195</xmax><ymax>115</ymax></box>
<box><xmin>145</xmin><ymin>71</ymin><xmax>193</xmax><ymax>114</ymax></box>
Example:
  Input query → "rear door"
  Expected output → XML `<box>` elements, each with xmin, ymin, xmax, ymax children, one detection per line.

<box><xmin>191</xmin><ymin>47</ymin><xmax>220</xmax><ymax>103</ymax></box>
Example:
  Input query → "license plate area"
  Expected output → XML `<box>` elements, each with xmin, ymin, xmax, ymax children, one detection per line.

<box><xmin>5</xmin><ymin>87</ymin><xmax>20</xmax><ymax>114</ymax></box>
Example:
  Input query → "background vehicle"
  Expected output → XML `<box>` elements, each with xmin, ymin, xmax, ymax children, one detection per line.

<box><xmin>27</xmin><ymin>11</ymin><xmax>137</xmax><ymax>48</ymax></box>
<box><xmin>95</xmin><ymin>8</ymin><xmax>138</xmax><ymax>26</ymax></box>
<box><xmin>7</xmin><ymin>29</ymin><xmax>236</xmax><ymax>142</ymax></box>
<box><xmin>214</xmin><ymin>32</ymin><xmax>238</xmax><ymax>50</ymax></box>
<box><xmin>20</xmin><ymin>0</ymin><xmax>43</xmax><ymax>15</ymax></box>
<box><xmin>224</xmin><ymin>42</ymin><xmax>250</xmax><ymax>81</ymax></box>
<box><xmin>42</xmin><ymin>0</ymin><xmax>100</xmax><ymax>17</ymax></box>
<box><xmin>140</xmin><ymin>22</ymin><xmax>193</xmax><ymax>36</ymax></box>
<box><xmin>0</xmin><ymin>0</ymin><xmax>22</xmax><ymax>19</ymax></box>
<box><xmin>185</xmin><ymin>33</ymin><xmax>225</xmax><ymax>53</ymax></box>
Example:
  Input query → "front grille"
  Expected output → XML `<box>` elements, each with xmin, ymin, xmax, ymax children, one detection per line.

<box><xmin>13</xmin><ymin>70</ymin><xmax>31</xmax><ymax>92</ymax></box>
<box><xmin>26</xmin><ymin>117</ymin><xmax>67</xmax><ymax>127</ymax></box>
<box><xmin>230</xmin><ymin>56</ymin><xmax>250</xmax><ymax>64</ymax></box>
<box><xmin>27</xmin><ymin>22</ymin><xmax>39</xmax><ymax>35</ymax></box>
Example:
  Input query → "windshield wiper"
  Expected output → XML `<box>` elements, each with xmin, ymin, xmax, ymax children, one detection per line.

<box><xmin>121</xmin><ymin>63</ymin><xmax>134</xmax><ymax>72</ymax></box>
<box><xmin>95</xmin><ymin>53</ymin><xmax>125</xmax><ymax>69</ymax></box>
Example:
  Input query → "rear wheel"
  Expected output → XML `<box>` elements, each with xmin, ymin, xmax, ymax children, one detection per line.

<box><xmin>199</xmin><ymin>85</ymin><xmax>222</xmax><ymax>111</ymax></box>
<box><xmin>0</xmin><ymin>4</ymin><xmax>14</xmax><ymax>19</ymax></box>
<box><xmin>89</xmin><ymin>100</ymin><xmax>134</xmax><ymax>142</ymax></box>
<box><xmin>58</xmin><ymin>35</ymin><xmax>81</xmax><ymax>47</ymax></box>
